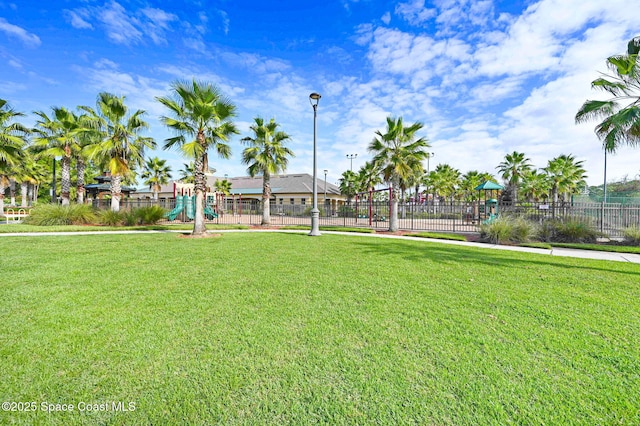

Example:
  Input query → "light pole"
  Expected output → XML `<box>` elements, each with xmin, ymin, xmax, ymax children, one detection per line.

<box><xmin>346</xmin><ymin>154</ymin><xmax>357</xmax><ymax>171</ymax></box>
<box><xmin>426</xmin><ymin>152</ymin><xmax>434</xmax><ymax>204</ymax></box>
<box><xmin>51</xmin><ymin>157</ymin><xmax>57</xmax><ymax>204</ymax></box>
<box><xmin>309</xmin><ymin>92</ymin><xmax>321</xmax><ymax>236</ymax></box>
<box><xmin>324</xmin><ymin>169</ymin><xmax>328</xmax><ymax>216</ymax></box>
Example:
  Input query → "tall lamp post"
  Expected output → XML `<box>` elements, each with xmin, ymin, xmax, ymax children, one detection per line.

<box><xmin>346</xmin><ymin>153</ymin><xmax>357</xmax><ymax>171</ymax></box>
<box><xmin>309</xmin><ymin>92</ymin><xmax>322</xmax><ymax>236</ymax></box>
<box><xmin>51</xmin><ymin>157</ymin><xmax>57</xmax><ymax>204</ymax></box>
<box><xmin>426</xmin><ymin>152</ymin><xmax>434</xmax><ymax>204</ymax></box>
<box><xmin>324</xmin><ymin>169</ymin><xmax>328</xmax><ymax>216</ymax></box>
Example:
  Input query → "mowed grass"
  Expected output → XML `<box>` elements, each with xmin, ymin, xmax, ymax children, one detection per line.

<box><xmin>1</xmin><ymin>232</ymin><xmax>639</xmax><ymax>425</ymax></box>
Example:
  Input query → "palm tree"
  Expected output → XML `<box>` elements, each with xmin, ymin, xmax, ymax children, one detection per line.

<box><xmin>157</xmin><ymin>80</ymin><xmax>238</xmax><ymax>236</ymax></box>
<box><xmin>179</xmin><ymin>162</ymin><xmax>195</xmax><ymax>183</ymax></box>
<box><xmin>368</xmin><ymin>116</ymin><xmax>430</xmax><ymax>231</ymax></box>
<box><xmin>82</xmin><ymin>93</ymin><xmax>155</xmax><ymax>211</ymax></box>
<box><xmin>460</xmin><ymin>170</ymin><xmax>495</xmax><ymax>202</ymax></box>
<box><xmin>32</xmin><ymin>107</ymin><xmax>86</xmax><ymax>206</ymax></box>
<box><xmin>0</xmin><ymin>99</ymin><xmax>29</xmax><ymax>212</ymax></box>
<box><xmin>357</xmin><ymin>160</ymin><xmax>383</xmax><ymax>196</ymax></box>
<box><xmin>429</xmin><ymin>164</ymin><xmax>461</xmax><ymax>203</ymax></box>
<box><xmin>75</xmin><ymin>114</ymin><xmax>99</xmax><ymax>204</ymax></box>
<box><xmin>544</xmin><ymin>155</ymin><xmax>587</xmax><ymax>203</ymax></box>
<box><xmin>214</xmin><ymin>178</ymin><xmax>232</xmax><ymax>196</ymax></box>
<box><xmin>575</xmin><ymin>36</ymin><xmax>640</xmax><ymax>152</ymax></box>
<box><xmin>338</xmin><ymin>169</ymin><xmax>358</xmax><ymax>206</ymax></box>
<box><xmin>141</xmin><ymin>157</ymin><xmax>172</xmax><ymax>201</ymax></box>
<box><xmin>521</xmin><ymin>170</ymin><xmax>551</xmax><ymax>202</ymax></box>
<box><xmin>497</xmin><ymin>151</ymin><xmax>532</xmax><ymax>203</ymax></box>
<box><xmin>241</xmin><ymin>117</ymin><xmax>294</xmax><ymax>225</ymax></box>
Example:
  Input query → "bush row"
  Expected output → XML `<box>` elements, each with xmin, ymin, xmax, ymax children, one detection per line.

<box><xmin>480</xmin><ymin>217</ymin><xmax>640</xmax><ymax>245</ymax></box>
<box><xmin>24</xmin><ymin>205</ymin><xmax>167</xmax><ymax>226</ymax></box>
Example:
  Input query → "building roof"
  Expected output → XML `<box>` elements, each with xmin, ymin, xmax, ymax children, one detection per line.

<box><xmin>206</xmin><ymin>173</ymin><xmax>341</xmax><ymax>196</ymax></box>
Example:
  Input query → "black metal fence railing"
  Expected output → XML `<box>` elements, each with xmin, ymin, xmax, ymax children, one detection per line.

<box><xmin>88</xmin><ymin>198</ymin><xmax>640</xmax><ymax>237</ymax></box>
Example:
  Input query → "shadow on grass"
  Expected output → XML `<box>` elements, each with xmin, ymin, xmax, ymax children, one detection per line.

<box><xmin>291</xmin><ymin>233</ymin><xmax>640</xmax><ymax>277</ymax></box>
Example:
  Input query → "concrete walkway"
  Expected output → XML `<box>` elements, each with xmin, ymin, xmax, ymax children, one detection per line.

<box><xmin>1</xmin><ymin>228</ymin><xmax>639</xmax><ymax>264</ymax></box>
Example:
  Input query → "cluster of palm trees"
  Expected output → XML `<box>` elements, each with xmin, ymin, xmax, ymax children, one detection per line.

<box><xmin>0</xmin><ymin>93</ymin><xmax>162</xmax><ymax>213</ymax></box>
<box><xmin>0</xmin><ymin>80</ymin><xmax>297</xmax><ymax>236</ymax></box>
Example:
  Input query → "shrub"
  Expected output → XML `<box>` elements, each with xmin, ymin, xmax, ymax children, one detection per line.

<box><xmin>510</xmin><ymin>217</ymin><xmax>538</xmax><ymax>243</ymax></box>
<box><xmin>123</xmin><ymin>211</ymin><xmax>138</xmax><ymax>226</ymax></box>
<box><xmin>553</xmin><ymin>218</ymin><xmax>598</xmax><ymax>243</ymax></box>
<box><xmin>538</xmin><ymin>219</ymin><xmax>560</xmax><ymax>242</ymax></box>
<box><xmin>97</xmin><ymin>209</ymin><xmax>125</xmax><ymax>226</ymax></box>
<box><xmin>134</xmin><ymin>206</ymin><xmax>166</xmax><ymax>225</ymax></box>
<box><xmin>24</xmin><ymin>204</ymin><xmax>97</xmax><ymax>226</ymax></box>
<box><xmin>480</xmin><ymin>217</ymin><xmax>513</xmax><ymax>244</ymax></box>
<box><xmin>622</xmin><ymin>225</ymin><xmax>640</xmax><ymax>246</ymax></box>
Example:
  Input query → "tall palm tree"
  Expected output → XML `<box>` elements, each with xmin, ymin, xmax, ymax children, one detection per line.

<box><xmin>141</xmin><ymin>157</ymin><xmax>172</xmax><ymax>201</ymax></box>
<box><xmin>497</xmin><ymin>151</ymin><xmax>532</xmax><ymax>203</ymax></box>
<box><xmin>0</xmin><ymin>99</ymin><xmax>29</xmax><ymax>212</ymax></box>
<box><xmin>241</xmin><ymin>117</ymin><xmax>294</xmax><ymax>225</ymax></box>
<box><xmin>75</xmin><ymin>114</ymin><xmax>99</xmax><ymax>204</ymax></box>
<box><xmin>82</xmin><ymin>93</ymin><xmax>155</xmax><ymax>211</ymax></box>
<box><xmin>575</xmin><ymin>36</ymin><xmax>640</xmax><ymax>152</ymax></box>
<box><xmin>544</xmin><ymin>155</ymin><xmax>587</xmax><ymax>203</ymax></box>
<box><xmin>32</xmin><ymin>107</ymin><xmax>86</xmax><ymax>206</ymax></box>
<box><xmin>157</xmin><ymin>80</ymin><xmax>238</xmax><ymax>236</ymax></box>
<box><xmin>368</xmin><ymin>116</ymin><xmax>430</xmax><ymax>231</ymax></box>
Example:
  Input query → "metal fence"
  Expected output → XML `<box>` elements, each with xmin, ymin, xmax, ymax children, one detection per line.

<box><xmin>90</xmin><ymin>198</ymin><xmax>640</xmax><ymax>237</ymax></box>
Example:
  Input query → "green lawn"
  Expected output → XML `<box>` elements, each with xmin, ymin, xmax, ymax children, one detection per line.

<box><xmin>1</xmin><ymin>232</ymin><xmax>639</xmax><ymax>425</ymax></box>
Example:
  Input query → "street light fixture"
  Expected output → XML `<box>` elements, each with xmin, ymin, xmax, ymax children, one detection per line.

<box><xmin>346</xmin><ymin>153</ymin><xmax>358</xmax><ymax>171</ymax></box>
<box><xmin>309</xmin><ymin>92</ymin><xmax>322</xmax><ymax>236</ymax></box>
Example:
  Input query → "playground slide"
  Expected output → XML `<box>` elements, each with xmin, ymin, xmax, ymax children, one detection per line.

<box><xmin>165</xmin><ymin>195</ymin><xmax>185</xmax><ymax>221</ymax></box>
<box><xmin>165</xmin><ymin>195</ymin><xmax>219</xmax><ymax>221</ymax></box>
<box><xmin>185</xmin><ymin>196</ymin><xmax>195</xmax><ymax>220</ymax></box>
<box><xmin>204</xmin><ymin>204</ymin><xmax>218</xmax><ymax>219</ymax></box>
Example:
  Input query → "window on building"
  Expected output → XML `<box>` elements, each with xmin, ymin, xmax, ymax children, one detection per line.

<box><xmin>279</xmin><ymin>198</ymin><xmax>283</xmax><ymax>204</ymax></box>
<box><xmin>301</xmin><ymin>198</ymin><xmax>306</xmax><ymax>205</ymax></box>
<box><xmin>290</xmin><ymin>198</ymin><xmax>294</xmax><ymax>205</ymax></box>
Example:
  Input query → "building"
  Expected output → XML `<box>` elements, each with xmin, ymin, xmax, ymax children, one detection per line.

<box><xmin>132</xmin><ymin>173</ymin><xmax>346</xmax><ymax>214</ymax></box>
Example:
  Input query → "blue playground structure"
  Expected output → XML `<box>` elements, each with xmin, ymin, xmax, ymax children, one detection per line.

<box><xmin>165</xmin><ymin>195</ymin><xmax>218</xmax><ymax>221</ymax></box>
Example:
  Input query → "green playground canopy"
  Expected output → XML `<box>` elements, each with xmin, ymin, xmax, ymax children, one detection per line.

<box><xmin>474</xmin><ymin>181</ymin><xmax>504</xmax><ymax>191</ymax></box>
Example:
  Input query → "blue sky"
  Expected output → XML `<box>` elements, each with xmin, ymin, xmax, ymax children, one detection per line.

<box><xmin>1</xmin><ymin>0</ymin><xmax>638</xmax><ymax>186</ymax></box>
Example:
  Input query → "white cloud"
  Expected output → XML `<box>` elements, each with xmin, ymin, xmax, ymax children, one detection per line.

<box><xmin>65</xmin><ymin>10</ymin><xmax>93</xmax><ymax>30</ymax></box>
<box><xmin>381</xmin><ymin>12</ymin><xmax>391</xmax><ymax>25</ymax></box>
<box><xmin>395</xmin><ymin>0</ymin><xmax>436</xmax><ymax>26</ymax></box>
<box><xmin>0</xmin><ymin>18</ymin><xmax>40</xmax><ymax>47</ymax></box>
<box><xmin>98</xmin><ymin>1</ymin><xmax>143</xmax><ymax>45</ymax></box>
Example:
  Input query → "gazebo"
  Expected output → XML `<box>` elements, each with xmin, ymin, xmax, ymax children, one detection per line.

<box><xmin>474</xmin><ymin>181</ymin><xmax>504</xmax><ymax>221</ymax></box>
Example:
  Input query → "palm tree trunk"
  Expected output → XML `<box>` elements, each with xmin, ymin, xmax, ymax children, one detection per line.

<box><xmin>20</xmin><ymin>182</ymin><xmax>28</xmax><ymax>207</ymax></box>
<box><xmin>0</xmin><ymin>181</ymin><xmax>6</xmax><ymax>213</ymax></box>
<box><xmin>77</xmin><ymin>158</ymin><xmax>85</xmax><ymax>204</ymax></box>
<box><xmin>262</xmin><ymin>172</ymin><xmax>271</xmax><ymax>225</ymax></box>
<box><xmin>389</xmin><ymin>179</ymin><xmax>399</xmax><ymax>232</ymax></box>
<box><xmin>61</xmin><ymin>155</ymin><xmax>71</xmax><ymax>206</ymax></box>
<box><xmin>192</xmin><ymin>151</ymin><xmax>207</xmax><ymax>236</ymax></box>
<box><xmin>9</xmin><ymin>178</ymin><xmax>16</xmax><ymax>206</ymax></box>
<box><xmin>111</xmin><ymin>174</ymin><xmax>122</xmax><ymax>212</ymax></box>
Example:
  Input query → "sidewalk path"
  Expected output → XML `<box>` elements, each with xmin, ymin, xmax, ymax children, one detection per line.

<box><xmin>1</xmin><ymin>228</ymin><xmax>639</xmax><ymax>264</ymax></box>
